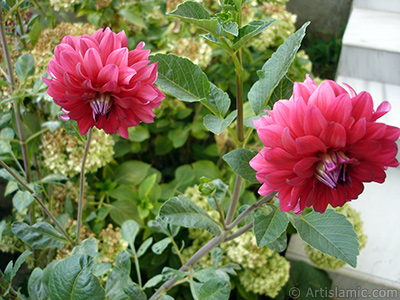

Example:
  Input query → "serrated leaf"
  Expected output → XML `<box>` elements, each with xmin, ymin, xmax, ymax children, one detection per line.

<box><xmin>199</xmin><ymin>278</ymin><xmax>230</xmax><ymax>300</ymax></box>
<box><xmin>248</xmin><ymin>22</ymin><xmax>309</xmax><ymax>114</ymax></box>
<box><xmin>168</xmin><ymin>1</ymin><xmax>220</xmax><ymax>36</ymax></box>
<box><xmin>12</xmin><ymin>221</ymin><xmax>68</xmax><ymax>249</ymax></box>
<box><xmin>13</xmin><ymin>190</ymin><xmax>34</xmax><ymax>214</ymax></box>
<box><xmin>223</xmin><ymin>148</ymin><xmax>258</xmax><ymax>183</ymax></box>
<box><xmin>201</xmin><ymin>83</ymin><xmax>231</xmax><ymax>118</ymax></box>
<box><xmin>123</xmin><ymin>281</ymin><xmax>147</xmax><ymax>300</ymax></box>
<box><xmin>151</xmin><ymin>237</ymin><xmax>171</xmax><ymax>255</ymax></box>
<box><xmin>15</xmin><ymin>54</ymin><xmax>35</xmax><ymax>83</ymax></box>
<box><xmin>48</xmin><ymin>255</ymin><xmax>105</xmax><ymax>300</ymax></box>
<box><xmin>137</xmin><ymin>237</ymin><xmax>153</xmax><ymax>258</ymax></box>
<box><xmin>290</xmin><ymin>209</ymin><xmax>359</xmax><ymax>267</ymax></box>
<box><xmin>150</xmin><ymin>53</ymin><xmax>210</xmax><ymax>102</ymax></box>
<box><xmin>0</xmin><ymin>220</ymin><xmax>6</xmax><ymax>243</ymax></box>
<box><xmin>11</xmin><ymin>250</ymin><xmax>32</xmax><ymax>284</ymax></box>
<box><xmin>222</xmin><ymin>22</ymin><xmax>238</xmax><ymax>36</ymax></box>
<box><xmin>28</xmin><ymin>268</ymin><xmax>48</xmax><ymax>300</ymax></box>
<box><xmin>269</xmin><ymin>75</ymin><xmax>293</xmax><ymax>105</ymax></box>
<box><xmin>121</xmin><ymin>219</ymin><xmax>140</xmax><ymax>249</ymax></box>
<box><xmin>105</xmin><ymin>251</ymin><xmax>131</xmax><ymax>299</ymax></box>
<box><xmin>161</xmin><ymin>267</ymin><xmax>187</xmax><ymax>281</ymax></box>
<box><xmin>253</xmin><ymin>205</ymin><xmax>289</xmax><ymax>247</ymax></box>
<box><xmin>233</xmin><ymin>19</ymin><xmax>275</xmax><ymax>51</ymax></box>
<box><xmin>202</xmin><ymin>33</ymin><xmax>221</xmax><ymax>45</ymax></box>
<box><xmin>204</xmin><ymin>110</ymin><xmax>237</xmax><ymax>135</ymax></box>
<box><xmin>71</xmin><ymin>237</ymin><xmax>98</xmax><ymax>257</ymax></box>
<box><xmin>265</xmin><ymin>231</ymin><xmax>287</xmax><ymax>252</ymax></box>
<box><xmin>39</xmin><ymin>173</ymin><xmax>68</xmax><ymax>183</ymax></box>
<box><xmin>159</xmin><ymin>195</ymin><xmax>221</xmax><ymax>236</ymax></box>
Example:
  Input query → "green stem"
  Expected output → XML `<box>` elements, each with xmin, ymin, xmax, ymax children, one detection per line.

<box><xmin>0</xmin><ymin>159</ymin><xmax>74</xmax><ymax>245</ymax></box>
<box><xmin>213</xmin><ymin>194</ymin><xmax>227</xmax><ymax>230</ymax></box>
<box><xmin>16</xmin><ymin>8</ymin><xmax>27</xmax><ymax>49</ymax></box>
<box><xmin>225</xmin><ymin>175</ymin><xmax>242</xmax><ymax>226</ymax></box>
<box><xmin>76</xmin><ymin>128</ymin><xmax>92</xmax><ymax>245</ymax></box>
<box><xmin>168</xmin><ymin>234</ymin><xmax>185</xmax><ymax>266</ymax></box>
<box><xmin>131</xmin><ymin>246</ymin><xmax>142</xmax><ymax>288</ymax></box>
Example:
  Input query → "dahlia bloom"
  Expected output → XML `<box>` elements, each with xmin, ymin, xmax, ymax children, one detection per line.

<box><xmin>250</xmin><ymin>75</ymin><xmax>400</xmax><ymax>213</ymax></box>
<box><xmin>44</xmin><ymin>27</ymin><xmax>165</xmax><ymax>138</ymax></box>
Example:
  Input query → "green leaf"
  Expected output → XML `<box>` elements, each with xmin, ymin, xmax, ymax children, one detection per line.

<box><xmin>15</xmin><ymin>54</ymin><xmax>35</xmax><ymax>83</ymax></box>
<box><xmin>150</xmin><ymin>53</ymin><xmax>210</xmax><ymax>102</ymax></box>
<box><xmin>128</xmin><ymin>126</ymin><xmax>150</xmax><ymax>142</ymax></box>
<box><xmin>201</xmin><ymin>83</ymin><xmax>231</xmax><ymax>118</ymax></box>
<box><xmin>253</xmin><ymin>204</ymin><xmax>289</xmax><ymax>247</ymax></box>
<box><xmin>48</xmin><ymin>255</ymin><xmax>105</xmax><ymax>300</ymax></box>
<box><xmin>0</xmin><ymin>127</ymin><xmax>14</xmax><ymax>155</ymax></box>
<box><xmin>11</xmin><ymin>221</ymin><xmax>68</xmax><ymax>249</ymax></box>
<box><xmin>265</xmin><ymin>231</ymin><xmax>287</xmax><ymax>252</ymax></box>
<box><xmin>248</xmin><ymin>22</ymin><xmax>309</xmax><ymax>114</ymax></box>
<box><xmin>109</xmin><ymin>201</ymin><xmax>142</xmax><ymax>226</ymax></box>
<box><xmin>123</xmin><ymin>281</ymin><xmax>147</xmax><ymax>300</ymax></box>
<box><xmin>143</xmin><ymin>274</ymin><xmax>163</xmax><ymax>289</ymax></box>
<box><xmin>222</xmin><ymin>22</ymin><xmax>238</xmax><ymax>36</ymax></box>
<box><xmin>28</xmin><ymin>268</ymin><xmax>48</xmax><ymax>300</ymax></box>
<box><xmin>71</xmin><ymin>237</ymin><xmax>98</xmax><ymax>257</ymax></box>
<box><xmin>233</xmin><ymin>19</ymin><xmax>276</xmax><ymax>51</ymax></box>
<box><xmin>61</xmin><ymin>118</ymin><xmax>85</xmax><ymax>143</ymax></box>
<box><xmin>39</xmin><ymin>173</ymin><xmax>68</xmax><ymax>183</ymax></box>
<box><xmin>223</xmin><ymin>148</ymin><xmax>258</xmax><ymax>183</ymax></box>
<box><xmin>12</xmin><ymin>191</ymin><xmax>34</xmax><ymax>214</ymax></box>
<box><xmin>151</xmin><ymin>237</ymin><xmax>171</xmax><ymax>255</ymax></box>
<box><xmin>121</xmin><ymin>220</ymin><xmax>140</xmax><ymax>249</ymax></box>
<box><xmin>168</xmin><ymin>1</ymin><xmax>220</xmax><ymax>36</ymax></box>
<box><xmin>0</xmin><ymin>220</ymin><xmax>6</xmax><ymax>243</ymax></box>
<box><xmin>116</xmin><ymin>161</ymin><xmax>151</xmax><ymax>185</ymax></box>
<box><xmin>211</xmin><ymin>247</ymin><xmax>223</xmax><ymax>269</ymax></box>
<box><xmin>290</xmin><ymin>209</ymin><xmax>359</xmax><ymax>267</ymax></box>
<box><xmin>41</xmin><ymin>121</ymin><xmax>61</xmax><ymax>133</ymax></box>
<box><xmin>108</xmin><ymin>187</ymin><xmax>136</xmax><ymax>202</ymax></box>
<box><xmin>161</xmin><ymin>267</ymin><xmax>187</xmax><ymax>281</ymax></box>
<box><xmin>137</xmin><ymin>237</ymin><xmax>153</xmax><ymax>258</ymax></box>
<box><xmin>118</xmin><ymin>8</ymin><xmax>147</xmax><ymax>28</ymax></box>
<box><xmin>203</xmin><ymin>110</ymin><xmax>237</xmax><ymax>135</ymax></box>
<box><xmin>159</xmin><ymin>195</ymin><xmax>221</xmax><ymax>236</ymax></box>
<box><xmin>93</xmin><ymin>263</ymin><xmax>111</xmax><ymax>277</ymax></box>
<box><xmin>192</xmin><ymin>161</ymin><xmax>221</xmax><ymax>180</ymax></box>
<box><xmin>105</xmin><ymin>251</ymin><xmax>131</xmax><ymax>299</ymax></box>
<box><xmin>5</xmin><ymin>181</ymin><xmax>18</xmax><ymax>196</ymax></box>
<box><xmin>199</xmin><ymin>278</ymin><xmax>230</xmax><ymax>300</ymax></box>
<box><xmin>10</xmin><ymin>250</ymin><xmax>32</xmax><ymax>285</ymax></box>
<box><xmin>269</xmin><ymin>75</ymin><xmax>293</xmax><ymax>105</ymax></box>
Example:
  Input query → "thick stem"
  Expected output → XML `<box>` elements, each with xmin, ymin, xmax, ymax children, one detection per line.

<box><xmin>149</xmin><ymin>236</ymin><xmax>221</xmax><ymax>300</ymax></box>
<box><xmin>76</xmin><ymin>128</ymin><xmax>92</xmax><ymax>245</ymax></box>
<box><xmin>0</xmin><ymin>160</ymin><xmax>73</xmax><ymax>245</ymax></box>
<box><xmin>226</xmin><ymin>192</ymin><xmax>276</xmax><ymax>230</ymax></box>
<box><xmin>225</xmin><ymin>175</ymin><xmax>242</xmax><ymax>226</ymax></box>
<box><xmin>225</xmin><ymin>221</ymin><xmax>253</xmax><ymax>242</ymax></box>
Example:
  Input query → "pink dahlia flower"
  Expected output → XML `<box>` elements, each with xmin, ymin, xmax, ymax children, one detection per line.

<box><xmin>250</xmin><ymin>75</ymin><xmax>400</xmax><ymax>213</ymax></box>
<box><xmin>44</xmin><ymin>27</ymin><xmax>165</xmax><ymax>138</ymax></box>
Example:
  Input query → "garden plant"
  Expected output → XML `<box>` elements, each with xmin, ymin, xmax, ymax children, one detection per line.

<box><xmin>0</xmin><ymin>0</ymin><xmax>399</xmax><ymax>299</ymax></box>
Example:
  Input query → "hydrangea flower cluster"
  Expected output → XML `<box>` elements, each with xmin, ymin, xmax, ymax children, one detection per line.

<box><xmin>251</xmin><ymin>75</ymin><xmax>400</xmax><ymax>213</ymax></box>
<box><xmin>41</xmin><ymin>127</ymin><xmax>114</xmax><ymax>177</ymax></box>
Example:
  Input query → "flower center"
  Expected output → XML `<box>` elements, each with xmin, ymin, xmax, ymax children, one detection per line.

<box><xmin>315</xmin><ymin>151</ymin><xmax>354</xmax><ymax>189</ymax></box>
<box><xmin>90</xmin><ymin>93</ymin><xmax>112</xmax><ymax>121</ymax></box>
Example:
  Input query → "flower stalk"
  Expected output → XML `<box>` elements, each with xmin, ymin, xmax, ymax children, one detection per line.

<box><xmin>76</xmin><ymin>128</ymin><xmax>93</xmax><ymax>245</ymax></box>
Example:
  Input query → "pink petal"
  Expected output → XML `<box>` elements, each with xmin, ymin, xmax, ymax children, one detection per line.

<box><xmin>118</xmin><ymin>126</ymin><xmax>129</xmax><ymax>139</ymax></box>
<box><xmin>320</xmin><ymin>122</ymin><xmax>346</xmax><ymax>149</ymax></box>
<box><xmin>293</xmin><ymin>157</ymin><xmax>321</xmax><ymax>178</ymax></box>
<box><xmin>296</xmin><ymin>136</ymin><xmax>327</xmax><ymax>154</ymax></box>
<box><xmin>351</xmin><ymin>91</ymin><xmax>374</xmax><ymax>121</ymax></box>
<box><xmin>97</xmin><ymin>64</ymin><xmax>119</xmax><ymax>86</ymax></box>
<box><xmin>106</xmin><ymin>48</ymin><xmax>128</xmax><ymax>67</ymax></box>
<box><xmin>304</xmin><ymin>106</ymin><xmax>328</xmax><ymax>136</ymax></box>
<box><xmin>347</xmin><ymin>118</ymin><xmax>366</xmax><ymax>144</ymax></box>
<box><xmin>372</xmin><ymin>101</ymin><xmax>391</xmax><ymax>121</ymax></box>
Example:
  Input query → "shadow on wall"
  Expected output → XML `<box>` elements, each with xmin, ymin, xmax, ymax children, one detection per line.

<box><xmin>286</xmin><ymin>0</ymin><xmax>352</xmax><ymax>41</ymax></box>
